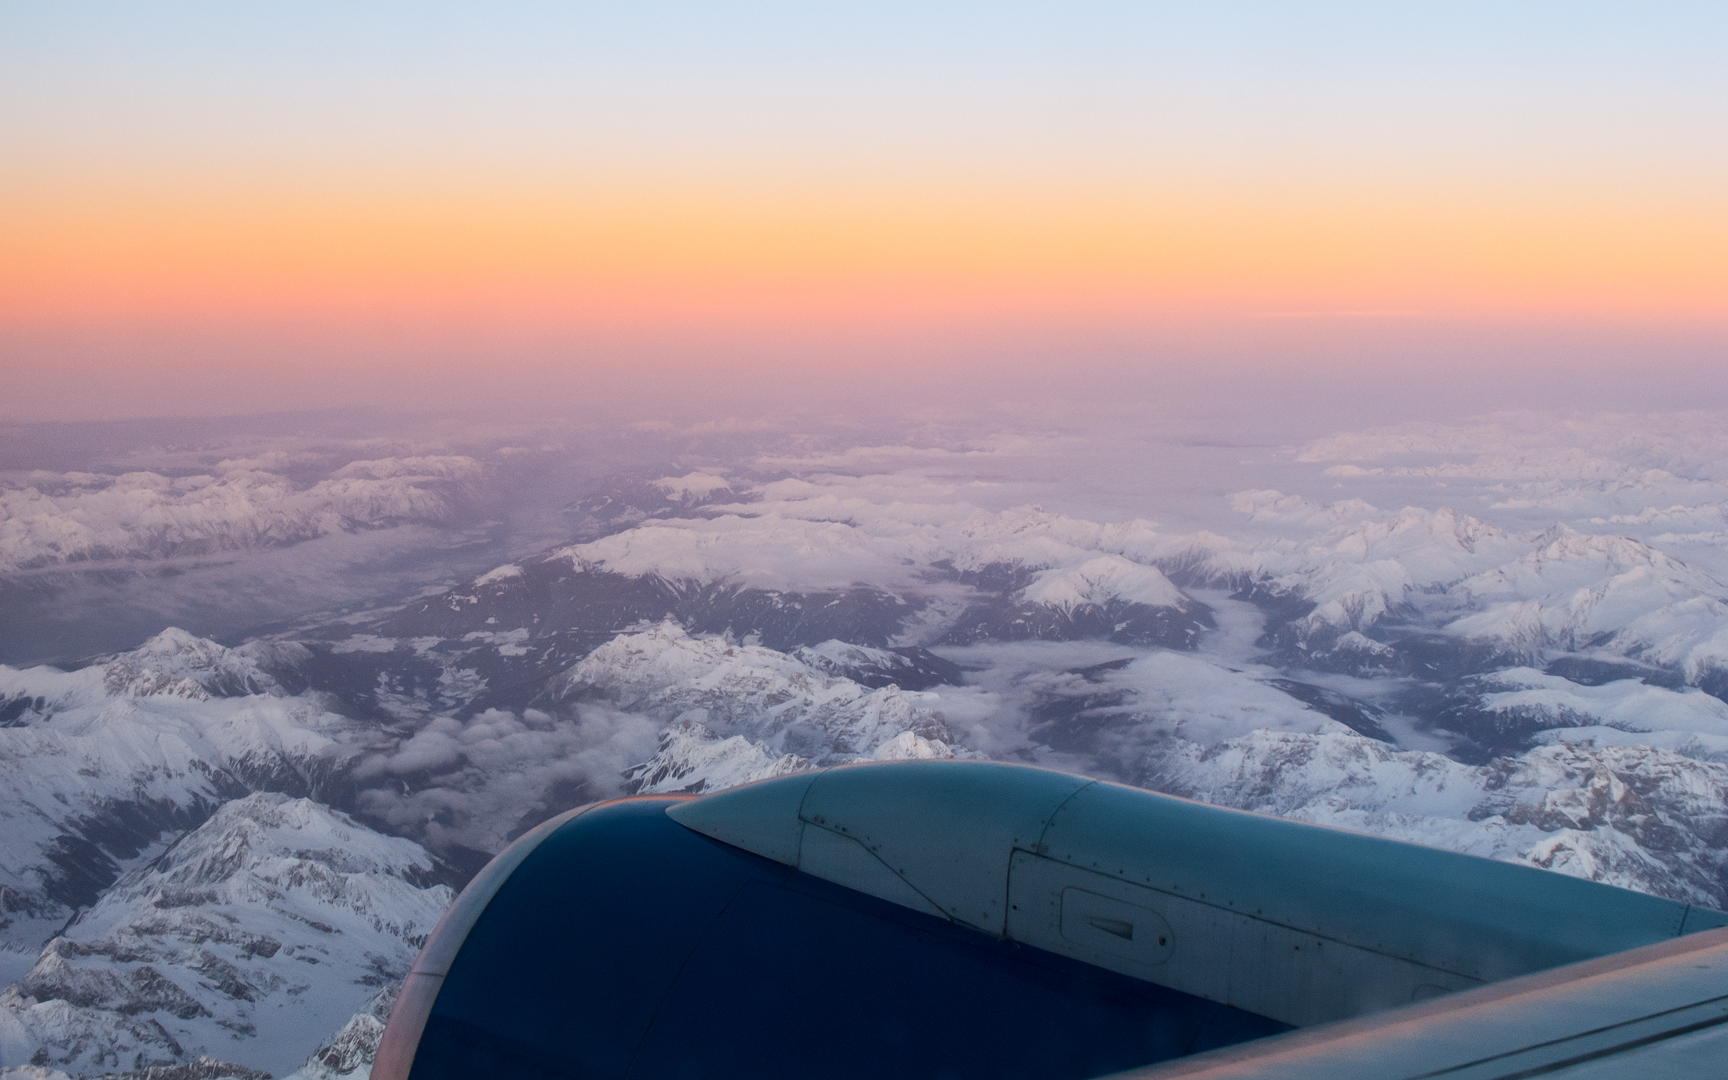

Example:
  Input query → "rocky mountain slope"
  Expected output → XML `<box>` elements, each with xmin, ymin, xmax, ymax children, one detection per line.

<box><xmin>0</xmin><ymin>634</ymin><xmax>364</xmax><ymax>957</ymax></box>
<box><xmin>1</xmin><ymin>795</ymin><xmax>449</xmax><ymax>1077</ymax></box>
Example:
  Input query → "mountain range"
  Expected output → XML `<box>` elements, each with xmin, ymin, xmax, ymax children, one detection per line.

<box><xmin>6</xmin><ymin>410</ymin><xmax>1728</xmax><ymax>1076</ymax></box>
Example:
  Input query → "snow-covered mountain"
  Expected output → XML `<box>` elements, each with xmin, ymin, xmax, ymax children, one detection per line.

<box><xmin>1445</xmin><ymin>530</ymin><xmax>1728</xmax><ymax>681</ymax></box>
<box><xmin>1166</xmin><ymin>496</ymin><xmax>1728</xmax><ymax>697</ymax></box>
<box><xmin>7</xmin><ymin>408</ymin><xmax>1728</xmax><ymax>1077</ymax></box>
<box><xmin>1145</xmin><ymin>728</ymin><xmax>1728</xmax><ymax>908</ymax></box>
<box><xmin>279</xmin><ymin>985</ymin><xmax>397</xmax><ymax>1080</ymax></box>
<box><xmin>0</xmin><ymin>632</ymin><xmax>362</xmax><ymax>957</ymax></box>
<box><xmin>0</xmin><ymin>458</ymin><xmax>483</xmax><ymax>574</ymax></box>
<box><xmin>562</xmin><ymin>622</ymin><xmax>956</xmax><ymax>777</ymax></box>
<box><xmin>787</xmin><ymin>640</ymin><xmax>962</xmax><ymax>690</ymax></box>
<box><xmin>545</xmin><ymin>495</ymin><xmax>1212</xmax><ymax>648</ymax></box>
<box><xmin>1185</xmin><ymin>503</ymin><xmax>1528</xmax><ymax>648</ymax></box>
<box><xmin>1</xmin><ymin>794</ymin><xmax>449</xmax><ymax>1077</ymax></box>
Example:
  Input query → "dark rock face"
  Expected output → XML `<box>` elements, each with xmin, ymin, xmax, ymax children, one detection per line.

<box><xmin>11</xmin><ymin>766</ymin><xmax>357</xmax><ymax>929</ymax></box>
<box><xmin>1390</xmin><ymin>635</ymin><xmax>1526</xmax><ymax>682</ymax></box>
<box><xmin>38</xmin><ymin>798</ymin><xmax>225</xmax><ymax>914</ymax></box>
<box><xmin>0</xmin><ymin>693</ymin><xmax>51</xmax><ymax>727</ymax></box>
<box><xmin>20</xmin><ymin>949</ymin><xmax>212</xmax><ymax>1020</ymax></box>
<box><xmin>682</xmin><ymin>583</ymin><xmax>919</xmax><ymax>652</ymax></box>
<box><xmin>926</xmin><ymin>560</ymin><xmax>1044</xmax><ymax>595</ymax></box>
<box><xmin>1544</xmin><ymin>655</ymin><xmax>1685</xmax><ymax>689</ymax></box>
<box><xmin>1693</xmin><ymin>664</ymin><xmax>1728</xmax><ymax>705</ymax></box>
<box><xmin>1026</xmin><ymin>662</ymin><xmax>1135</xmax><ymax>758</ymax></box>
<box><xmin>1234</xmin><ymin>585</ymin><xmax>1320</xmax><ymax>643</ymax></box>
<box><xmin>942</xmin><ymin>598</ymin><xmax>1214</xmax><ymax>649</ymax></box>
<box><xmin>920</xmin><ymin>560</ymin><xmax>1215</xmax><ymax>650</ymax></box>
<box><xmin>1386</xmin><ymin>678</ymin><xmax>1604</xmax><ymax>765</ymax></box>
<box><xmin>261</xmin><ymin>545</ymin><xmax>1222</xmax><ymax>726</ymax></box>
<box><xmin>0</xmin><ymin>713</ymin><xmax>359</xmax><ymax>938</ymax></box>
<box><xmin>1264</xmin><ymin>680</ymin><xmax>1394</xmax><ymax>743</ymax></box>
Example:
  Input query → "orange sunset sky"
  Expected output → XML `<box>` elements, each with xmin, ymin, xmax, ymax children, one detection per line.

<box><xmin>3</xmin><ymin>3</ymin><xmax>1725</xmax><ymax>419</ymax></box>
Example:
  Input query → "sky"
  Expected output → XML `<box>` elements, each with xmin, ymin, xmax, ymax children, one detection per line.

<box><xmin>2</xmin><ymin>2</ymin><xmax>1725</xmax><ymax>420</ymax></box>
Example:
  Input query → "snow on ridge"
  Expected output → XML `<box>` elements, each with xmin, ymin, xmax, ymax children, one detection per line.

<box><xmin>565</xmin><ymin>622</ymin><xmax>954</xmax><ymax>767</ymax></box>
<box><xmin>1021</xmin><ymin>648</ymin><xmax>1350</xmax><ymax>749</ymax></box>
<box><xmin>1445</xmin><ymin>529</ymin><xmax>1728</xmax><ymax>657</ymax></box>
<box><xmin>1</xmin><ymin>793</ymin><xmax>451</xmax><ymax>1077</ymax></box>
<box><xmin>1595</xmin><ymin>503</ymin><xmax>1728</xmax><ymax>528</ymax></box>
<box><xmin>793</xmin><ymin>640</ymin><xmax>908</xmax><ymax>672</ymax></box>
<box><xmin>625</xmin><ymin>724</ymin><xmax>953</xmax><ymax>798</ymax></box>
<box><xmin>1141</xmin><ymin>728</ymin><xmax>1728</xmax><ymax>908</ymax></box>
<box><xmin>1020</xmin><ymin>556</ymin><xmax>1187</xmax><ymax>612</ymax></box>
<box><xmin>871</xmin><ymin>730</ymin><xmax>953</xmax><ymax>760</ymax></box>
<box><xmin>551</xmin><ymin>484</ymin><xmax>1199</xmax><ymax>610</ymax></box>
<box><xmin>280</xmin><ymin>985</ymin><xmax>397</xmax><ymax>1080</ymax></box>
<box><xmin>1453</xmin><ymin>528</ymin><xmax>1721</xmax><ymax>600</ymax></box>
<box><xmin>0</xmin><ymin>457</ymin><xmax>483</xmax><ymax>574</ymax></box>
<box><xmin>650</xmin><ymin>472</ymin><xmax>733</xmax><ymax>503</ymax></box>
<box><xmin>98</xmin><ymin>628</ymin><xmax>287</xmax><ymax>701</ymax></box>
<box><xmin>1311</xmin><ymin>507</ymin><xmax>1517</xmax><ymax>575</ymax></box>
<box><xmin>556</xmin><ymin>513</ymin><xmax>908</xmax><ymax>590</ymax></box>
<box><xmin>1466</xmin><ymin>667</ymin><xmax>1728</xmax><ymax>760</ymax></box>
<box><xmin>551</xmin><ymin>478</ymin><xmax>1728</xmax><ymax>651</ymax></box>
<box><xmin>625</xmin><ymin>717</ymin><xmax>809</xmax><ymax>795</ymax></box>
<box><xmin>1181</xmin><ymin>502</ymin><xmax>1728</xmax><ymax>663</ymax></box>
<box><xmin>0</xmin><ymin>658</ymin><xmax>359</xmax><ymax>952</ymax></box>
<box><xmin>473</xmin><ymin>562</ymin><xmax>524</xmax><ymax>586</ymax></box>
<box><xmin>1229</xmin><ymin>490</ymin><xmax>1381</xmax><ymax>528</ymax></box>
<box><xmin>1293</xmin><ymin>414</ymin><xmax>1728</xmax><ymax>527</ymax></box>
<box><xmin>1175</xmin><ymin>506</ymin><xmax>1529</xmax><ymax>640</ymax></box>
<box><xmin>0</xmin><ymin>628</ymin><xmax>299</xmax><ymax>713</ymax></box>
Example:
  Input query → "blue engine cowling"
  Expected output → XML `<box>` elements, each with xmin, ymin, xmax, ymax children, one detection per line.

<box><xmin>374</xmin><ymin>760</ymin><xmax>1728</xmax><ymax>1080</ymax></box>
<box><xmin>374</xmin><ymin>796</ymin><xmax>1285</xmax><ymax>1080</ymax></box>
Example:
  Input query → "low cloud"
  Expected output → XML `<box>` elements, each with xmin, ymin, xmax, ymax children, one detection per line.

<box><xmin>353</xmin><ymin>705</ymin><xmax>661</xmax><ymax>855</ymax></box>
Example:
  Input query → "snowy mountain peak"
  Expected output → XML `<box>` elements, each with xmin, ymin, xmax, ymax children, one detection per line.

<box><xmin>624</xmin><ymin>717</ymin><xmax>810</xmax><ymax>795</ymax></box>
<box><xmin>102</xmin><ymin>631</ymin><xmax>282</xmax><ymax>701</ymax></box>
<box><xmin>1020</xmin><ymin>556</ymin><xmax>1187</xmax><ymax>612</ymax></box>
<box><xmin>562</xmin><ymin>621</ymin><xmax>818</xmax><ymax>704</ymax></box>
<box><xmin>792</xmin><ymin>640</ymin><xmax>910</xmax><ymax>674</ymax></box>
<box><xmin>0</xmin><ymin>668</ymin><xmax>358</xmax><ymax>954</ymax></box>
<box><xmin>568</xmin><ymin>623</ymin><xmax>955</xmax><ymax>767</ymax></box>
<box><xmin>651</xmin><ymin>473</ymin><xmax>733</xmax><ymax>504</ymax></box>
<box><xmin>2</xmin><ymin>793</ymin><xmax>451</xmax><ymax>1078</ymax></box>
<box><xmin>1229</xmin><ymin>490</ymin><xmax>1381</xmax><ymax>528</ymax></box>
<box><xmin>1315</xmin><ymin>505</ymin><xmax>1512</xmax><ymax>568</ymax></box>
<box><xmin>787</xmin><ymin>640</ymin><xmax>962</xmax><ymax>690</ymax></box>
<box><xmin>109</xmin><ymin>792</ymin><xmax>440</xmax><ymax>892</ymax></box>
<box><xmin>1445</xmin><ymin>530</ymin><xmax>1728</xmax><ymax>657</ymax></box>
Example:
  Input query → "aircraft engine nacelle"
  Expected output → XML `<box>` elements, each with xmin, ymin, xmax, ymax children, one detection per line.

<box><xmin>374</xmin><ymin>761</ymin><xmax>1728</xmax><ymax>1080</ymax></box>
